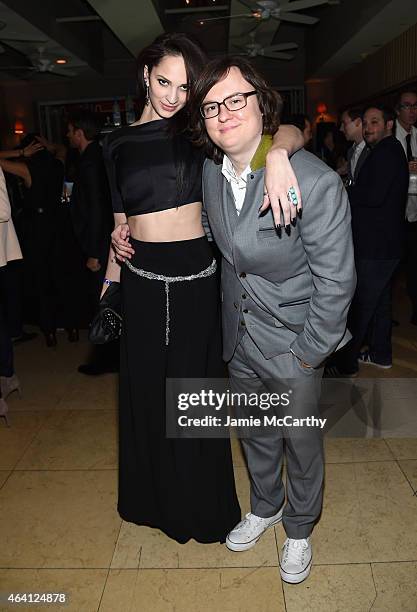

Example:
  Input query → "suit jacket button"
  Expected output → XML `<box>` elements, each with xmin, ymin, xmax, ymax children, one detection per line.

<box><xmin>242</xmin><ymin>293</ymin><xmax>247</xmax><ymax>299</ymax></box>
<box><xmin>240</xmin><ymin>321</ymin><xmax>246</xmax><ymax>326</ymax></box>
<box><xmin>233</xmin><ymin>302</ymin><xmax>238</xmax><ymax>309</ymax></box>
<box><xmin>243</xmin><ymin>309</ymin><xmax>248</xmax><ymax>313</ymax></box>
<box><xmin>239</xmin><ymin>272</ymin><xmax>246</xmax><ymax>278</ymax></box>
<box><xmin>250</xmin><ymin>174</ymin><xmax>254</xmax><ymax>179</ymax></box>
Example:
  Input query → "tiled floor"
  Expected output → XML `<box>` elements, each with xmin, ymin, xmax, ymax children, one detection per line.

<box><xmin>1</xmin><ymin>284</ymin><xmax>417</xmax><ymax>611</ymax></box>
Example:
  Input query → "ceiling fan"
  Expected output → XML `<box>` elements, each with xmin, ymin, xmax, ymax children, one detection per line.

<box><xmin>233</xmin><ymin>30</ymin><xmax>298</xmax><ymax>60</ymax></box>
<box><xmin>0</xmin><ymin>46</ymin><xmax>76</xmax><ymax>77</ymax></box>
<box><xmin>0</xmin><ymin>36</ymin><xmax>48</xmax><ymax>55</ymax></box>
<box><xmin>170</xmin><ymin>0</ymin><xmax>331</xmax><ymax>26</ymax></box>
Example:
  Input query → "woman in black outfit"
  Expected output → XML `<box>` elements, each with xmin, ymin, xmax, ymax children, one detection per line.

<box><xmin>103</xmin><ymin>33</ymin><xmax>302</xmax><ymax>544</ymax></box>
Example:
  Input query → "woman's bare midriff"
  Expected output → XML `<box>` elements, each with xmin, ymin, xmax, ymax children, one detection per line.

<box><xmin>127</xmin><ymin>201</ymin><xmax>205</xmax><ymax>242</ymax></box>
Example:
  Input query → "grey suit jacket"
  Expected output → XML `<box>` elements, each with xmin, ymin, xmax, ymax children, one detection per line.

<box><xmin>202</xmin><ymin>149</ymin><xmax>357</xmax><ymax>367</ymax></box>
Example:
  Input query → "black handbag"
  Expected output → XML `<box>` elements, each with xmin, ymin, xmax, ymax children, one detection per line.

<box><xmin>89</xmin><ymin>282</ymin><xmax>122</xmax><ymax>344</ymax></box>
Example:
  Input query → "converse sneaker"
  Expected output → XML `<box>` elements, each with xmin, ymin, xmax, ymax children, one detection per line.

<box><xmin>226</xmin><ymin>507</ymin><xmax>283</xmax><ymax>552</ymax></box>
<box><xmin>279</xmin><ymin>537</ymin><xmax>312</xmax><ymax>584</ymax></box>
<box><xmin>358</xmin><ymin>351</ymin><xmax>392</xmax><ymax>369</ymax></box>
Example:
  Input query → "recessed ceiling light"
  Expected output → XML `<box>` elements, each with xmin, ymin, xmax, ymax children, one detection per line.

<box><xmin>55</xmin><ymin>58</ymin><xmax>67</xmax><ymax>64</ymax></box>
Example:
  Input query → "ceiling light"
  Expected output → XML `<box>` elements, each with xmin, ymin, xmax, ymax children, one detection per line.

<box><xmin>55</xmin><ymin>58</ymin><xmax>67</xmax><ymax>64</ymax></box>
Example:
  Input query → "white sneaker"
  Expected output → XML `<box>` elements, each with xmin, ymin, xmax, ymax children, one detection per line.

<box><xmin>226</xmin><ymin>507</ymin><xmax>283</xmax><ymax>552</ymax></box>
<box><xmin>280</xmin><ymin>537</ymin><xmax>312</xmax><ymax>584</ymax></box>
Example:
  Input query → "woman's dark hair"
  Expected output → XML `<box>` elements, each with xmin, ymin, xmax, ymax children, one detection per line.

<box><xmin>136</xmin><ymin>32</ymin><xmax>207</xmax><ymax>132</ymax></box>
<box><xmin>20</xmin><ymin>132</ymin><xmax>53</xmax><ymax>162</ymax></box>
<box><xmin>189</xmin><ymin>56</ymin><xmax>282</xmax><ymax>164</ymax></box>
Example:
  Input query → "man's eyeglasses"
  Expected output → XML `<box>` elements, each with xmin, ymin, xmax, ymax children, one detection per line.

<box><xmin>200</xmin><ymin>91</ymin><xmax>257</xmax><ymax>119</ymax></box>
<box><xmin>399</xmin><ymin>103</ymin><xmax>417</xmax><ymax>110</ymax></box>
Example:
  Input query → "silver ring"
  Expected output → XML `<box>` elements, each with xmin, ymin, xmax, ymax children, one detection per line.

<box><xmin>287</xmin><ymin>186</ymin><xmax>298</xmax><ymax>206</ymax></box>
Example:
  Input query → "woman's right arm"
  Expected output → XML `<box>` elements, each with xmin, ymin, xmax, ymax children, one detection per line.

<box><xmin>100</xmin><ymin>212</ymin><xmax>127</xmax><ymax>298</ymax></box>
<box><xmin>0</xmin><ymin>159</ymin><xmax>31</xmax><ymax>188</ymax></box>
<box><xmin>0</xmin><ymin>167</ymin><xmax>11</xmax><ymax>222</ymax></box>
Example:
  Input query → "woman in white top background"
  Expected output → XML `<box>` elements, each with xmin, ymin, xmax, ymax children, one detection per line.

<box><xmin>0</xmin><ymin>166</ymin><xmax>22</xmax><ymax>423</ymax></box>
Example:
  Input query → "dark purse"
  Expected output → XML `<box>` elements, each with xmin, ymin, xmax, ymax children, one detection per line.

<box><xmin>89</xmin><ymin>282</ymin><xmax>122</xmax><ymax>344</ymax></box>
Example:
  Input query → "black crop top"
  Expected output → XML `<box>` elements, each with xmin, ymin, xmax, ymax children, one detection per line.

<box><xmin>102</xmin><ymin>119</ymin><xmax>204</xmax><ymax>217</ymax></box>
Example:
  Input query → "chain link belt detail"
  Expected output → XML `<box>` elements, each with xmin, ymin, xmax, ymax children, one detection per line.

<box><xmin>125</xmin><ymin>258</ymin><xmax>217</xmax><ymax>345</ymax></box>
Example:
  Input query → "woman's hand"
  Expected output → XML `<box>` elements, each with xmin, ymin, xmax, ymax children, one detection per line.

<box><xmin>35</xmin><ymin>135</ymin><xmax>55</xmax><ymax>154</ymax></box>
<box><xmin>111</xmin><ymin>223</ymin><xmax>134</xmax><ymax>261</ymax></box>
<box><xmin>262</xmin><ymin>148</ymin><xmax>302</xmax><ymax>230</ymax></box>
<box><xmin>23</xmin><ymin>140</ymin><xmax>44</xmax><ymax>157</ymax></box>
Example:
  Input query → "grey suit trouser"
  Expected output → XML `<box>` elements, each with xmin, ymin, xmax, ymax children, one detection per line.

<box><xmin>228</xmin><ymin>331</ymin><xmax>324</xmax><ymax>539</ymax></box>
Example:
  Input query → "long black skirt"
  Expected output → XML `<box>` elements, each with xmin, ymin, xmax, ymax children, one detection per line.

<box><xmin>119</xmin><ymin>236</ymin><xmax>241</xmax><ymax>544</ymax></box>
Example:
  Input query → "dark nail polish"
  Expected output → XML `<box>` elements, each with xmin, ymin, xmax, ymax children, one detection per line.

<box><xmin>285</xmin><ymin>224</ymin><xmax>291</xmax><ymax>236</ymax></box>
<box><xmin>297</xmin><ymin>208</ymin><xmax>303</xmax><ymax>219</ymax></box>
<box><xmin>291</xmin><ymin>217</ymin><xmax>297</xmax><ymax>227</ymax></box>
<box><xmin>276</xmin><ymin>224</ymin><xmax>282</xmax><ymax>238</ymax></box>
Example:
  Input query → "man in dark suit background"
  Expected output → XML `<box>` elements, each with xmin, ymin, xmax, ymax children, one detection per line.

<box><xmin>335</xmin><ymin>104</ymin><xmax>409</xmax><ymax>375</ymax></box>
<box><xmin>67</xmin><ymin>111</ymin><xmax>116</xmax><ymax>374</ymax></box>
<box><xmin>339</xmin><ymin>106</ymin><xmax>369</xmax><ymax>186</ymax></box>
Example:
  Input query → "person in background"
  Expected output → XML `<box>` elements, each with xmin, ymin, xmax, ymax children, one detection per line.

<box><xmin>394</xmin><ymin>89</ymin><xmax>417</xmax><ymax>325</ymax></box>
<box><xmin>0</xmin><ymin>140</ymin><xmax>44</xmax><ymax>344</ymax></box>
<box><xmin>319</xmin><ymin>127</ymin><xmax>347</xmax><ymax>172</ymax></box>
<box><xmin>286</xmin><ymin>113</ymin><xmax>313</xmax><ymax>148</ymax></box>
<box><xmin>332</xmin><ymin>105</ymin><xmax>409</xmax><ymax>375</ymax></box>
<box><xmin>66</xmin><ymin>111</ymin><xmax>116</xmax><ymax>375</ymax></box>
<box><xmin>0</xmin><ymin>134</ymin><xmax>64</xmax><ymax>347</ymax></box>
<box><xmin>0</xmin><ymin>167</ymin><xmax>23</xmax><ymax>424</ymax></box>
<box><xmin>338</xmin><ymin>106</ymin><xmax>369</xmax><ymax>186</ymax></box>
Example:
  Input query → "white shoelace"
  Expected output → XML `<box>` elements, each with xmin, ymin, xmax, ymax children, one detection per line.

<box><xmin>234</xmin><ymin>513</ymin><xmax>264</xmax><ymax>532</ymax></box>
<box><xmin>282</xmin><ymin>538</ymin><xmax>310</xmax><ymax>566</ymax></box>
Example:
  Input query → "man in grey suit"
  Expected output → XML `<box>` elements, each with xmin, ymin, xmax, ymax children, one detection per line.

<box><xmin>190</xmin><ymin>57</ymin><xmax>356</xmax><ymax>584</ymax></box>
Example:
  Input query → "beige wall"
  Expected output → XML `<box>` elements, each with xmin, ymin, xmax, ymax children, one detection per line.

<box><xmin>335</xmin><ymin>22</ymin><xmax>417</xmax><ymax>106</ymax></box>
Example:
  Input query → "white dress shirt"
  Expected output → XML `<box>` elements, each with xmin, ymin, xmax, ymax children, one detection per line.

<box><xmin>395</xmin><ymin>121</ymin><xmax>417</xmax><ymax>222</ymax></box>
<box><xmin>350</xmin><ymin>140</ymin><xmax>366</xmax><ymax>178</ymax></box>
<box><xmin>221</xmin><ymin>155</ymin><xmax>251</xmax><ymax>216</ymax></box>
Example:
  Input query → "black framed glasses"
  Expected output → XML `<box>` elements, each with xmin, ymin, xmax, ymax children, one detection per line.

<box><xmin>200</xmin><ymin>91</ymin><xmax>257</xmax><ymax>119</ymax></box>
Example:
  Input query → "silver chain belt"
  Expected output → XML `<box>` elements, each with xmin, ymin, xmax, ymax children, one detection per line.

<box><xmin>125</xmin><ymin>257</ymin><xmax>217</xmax><ymax>345</ymax></box>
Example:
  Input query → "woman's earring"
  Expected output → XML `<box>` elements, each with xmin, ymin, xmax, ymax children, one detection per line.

<box><xmin>145</xmin><ymin>82</ymin><xmax>150</xmax><ymax>106</ymax></box>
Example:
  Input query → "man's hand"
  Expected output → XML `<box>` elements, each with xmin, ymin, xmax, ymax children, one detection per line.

<box><xmin>262</xmin><ymin>148</ymin><xmax>302</xmax><ymax>229</ymax></box>
<box><xmin>111</xmin><ymin>223</ymin><xmax>135</xmax><ymax>261</ymax></box>
<box><xmin>86</xmin><ymin>257</ymin><xmax>101</xmax><ymax>272</ymax></box>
